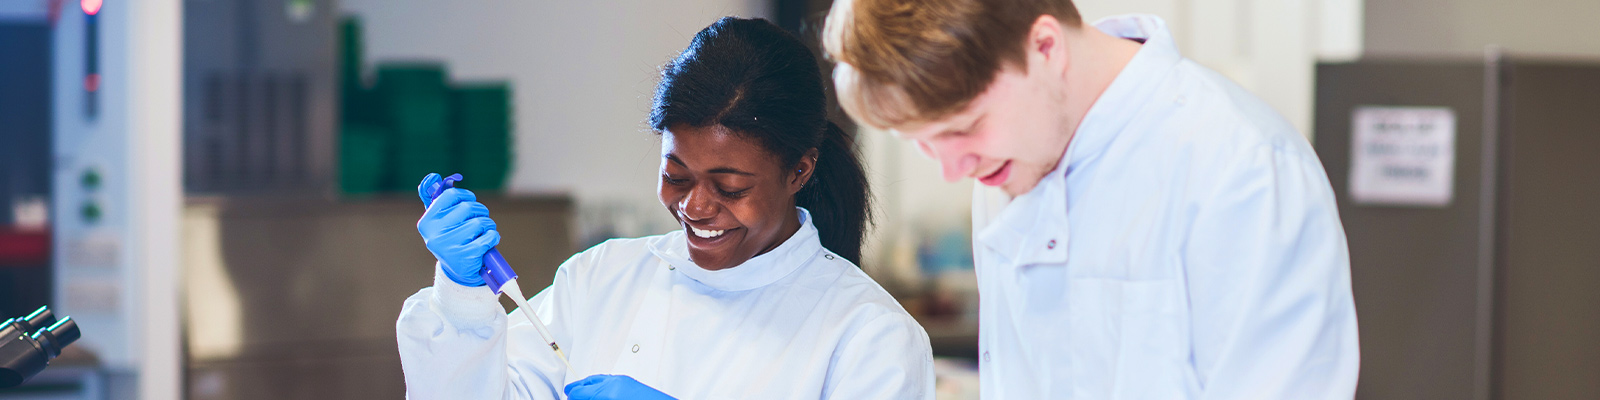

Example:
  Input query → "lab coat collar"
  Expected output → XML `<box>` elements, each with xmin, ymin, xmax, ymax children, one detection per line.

<box><xmin>1067</xmin><ymin>14</ymin><xmax>1184</xmax><ymax>173</ymax></box>
<box><xmin>973</xmin><ymin>14</ymin><xmax>1182</xmax><ymax>267</ymax></box>
<box><xmin>646</xmin><ymin>207</ymin><xmax>824</xmax><ymax>292</ymax></box>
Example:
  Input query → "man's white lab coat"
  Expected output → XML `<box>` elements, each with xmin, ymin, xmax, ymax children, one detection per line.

<box><xmin>969</xmin><ymin>14</ymin><xmax>1360</xmax><ymax>400</ymax></box>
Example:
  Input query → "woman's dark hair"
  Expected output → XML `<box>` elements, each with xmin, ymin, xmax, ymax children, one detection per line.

<box><xmin>651</xmin><ymin>17</ymin><xmax>872</xmax><ymax>265</ymax></box>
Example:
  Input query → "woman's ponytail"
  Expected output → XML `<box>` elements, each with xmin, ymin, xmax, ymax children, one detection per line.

<box><xmin>795</xmin><ymin>122</ymin><xmax>872</xmax><ymax>264</ymax></box>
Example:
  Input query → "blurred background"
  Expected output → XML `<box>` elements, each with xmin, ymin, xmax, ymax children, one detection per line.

<box><xmin>0</xmin><ymin>0</ymin><xmax>1597</xmax><ymax>398</ymax></box>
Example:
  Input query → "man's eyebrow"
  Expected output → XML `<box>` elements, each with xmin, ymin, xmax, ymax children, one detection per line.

<box><xmin>936</xmin><ymin>114</ymin><xmax>984</xmax><ymax>138</ymax></box>
<box><xmin>961</xmin><ymin>114</ymin><xmax>986</xmax><ymax>135</ymax></box>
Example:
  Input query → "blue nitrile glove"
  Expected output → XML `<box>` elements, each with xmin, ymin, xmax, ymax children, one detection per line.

<box><xmin>564</xmin><ymin>375</ymin><xmax>677</xmax><ymax>400</ymax></box>
<box><xmin>417</xmin><ymin>173</ymin><xmax>500</xmax><ymax>287</ymax></box>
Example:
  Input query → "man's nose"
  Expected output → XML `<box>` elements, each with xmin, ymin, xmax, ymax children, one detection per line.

<box><xmin>940</xmin><ymin>153</ymin><xmax>979</xmax><ymax>182</ymax></box>
<box><xmin>914</xmin><ymin>139</ymin><xmax>976</xmax><ymax>182</ymax></box>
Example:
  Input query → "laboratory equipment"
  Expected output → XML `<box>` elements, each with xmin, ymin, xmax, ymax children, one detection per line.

<box><xmin>1315</xmin><ymin>55</ymin><xmax>1600</xmax><ymax>399</ymax></box>
<box><xmin>0</xmin><ymin>305</ymin><xmax>82</xmax><ymax>388</ymax></box>
<box><xmin>183</xmin><ymin>0</ymin><xmax>337</xmax><ymax>194</ymax></box>
<box><xmin>421</xmin><ymin>173</ymin><xmax>571</xmax><ymax>370</ymax></box>
<box><xmin>52</xmin><ymin>0</ymin><xmax>184</xmax><ymax>396</ymax></box>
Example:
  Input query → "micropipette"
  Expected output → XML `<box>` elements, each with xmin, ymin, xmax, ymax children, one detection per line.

<box><xmin>423</xmin><ymin>173</ymin><xmax>572</xmax><ymax>371</ymax></box>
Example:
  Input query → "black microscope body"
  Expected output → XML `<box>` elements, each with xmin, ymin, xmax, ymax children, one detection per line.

<box><xmin>0</xmin><ymin>306</ymin><xmax>81</xmax><ymax>388</ymax></box>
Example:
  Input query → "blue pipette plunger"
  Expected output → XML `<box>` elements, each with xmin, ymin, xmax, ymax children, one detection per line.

<box><xmin>421</xmin><ymin>173</ymin><xmax>519</xmax><ymax>294</ymax></box>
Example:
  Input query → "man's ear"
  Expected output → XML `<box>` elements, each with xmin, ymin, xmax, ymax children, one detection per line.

<box><xmin>792</xmin><ymin>148</ymin><xmax>820</xmax><ymax>193</ymax></box>
<box><xmin>1027</xmin><ymin>15</ymin><xmax>1070</xmax><ymax>75</ymax></box>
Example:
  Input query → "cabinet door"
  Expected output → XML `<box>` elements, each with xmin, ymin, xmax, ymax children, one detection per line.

<box><xmin>1314</xmin><ymin>61</ymin><xmax>1493</xmax><ymax>400</ymax></box>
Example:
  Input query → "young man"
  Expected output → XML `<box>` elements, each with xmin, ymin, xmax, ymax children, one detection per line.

<box><xmin>823</xmin><ymin>1</ymin><xmax>1358</xmax><ymax>398</ymax></box>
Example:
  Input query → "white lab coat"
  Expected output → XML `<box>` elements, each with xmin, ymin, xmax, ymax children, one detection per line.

<box><xmin>968</xmin><ymin>15</ymin><xmax>1360</xmax><ymax>399</ymax></box>
<box><xmin>397</xmin><ymin>208</ymin><xmax>934</xmax><ymax>400</ymax></box>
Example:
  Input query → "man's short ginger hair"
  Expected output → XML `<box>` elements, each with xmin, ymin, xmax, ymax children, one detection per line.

<box><xmin>822</xmin><ymin>0</ymin><xmax>1082</xmax><ymax>129</ymax></box>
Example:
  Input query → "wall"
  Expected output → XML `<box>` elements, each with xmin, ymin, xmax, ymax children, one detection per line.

<box><xmin>338</xmin><ymin>0</ymin><xmax>772</xmax><ymax>242</ymax></box>
<box><xmin>1365</xmin><ymin>0</ymin><xmax>1600</xmax><ymax>57</ymax></box>
<box><xmin>1076</xmin><ymin>0</ymin><xmax>1363</xmax><ymax>136</ymax></box>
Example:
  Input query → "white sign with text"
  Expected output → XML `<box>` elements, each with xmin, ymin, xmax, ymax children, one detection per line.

<box><xmin>1349</xmin><ymin>106</ymin><xmax>1457</xmax><ymax>207</ymax></box>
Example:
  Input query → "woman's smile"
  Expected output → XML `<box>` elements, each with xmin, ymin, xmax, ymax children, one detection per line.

<box><xmin>684</xmin><ymin>223</ymin><xmax>742</xmax><ymax>252</ymax></box>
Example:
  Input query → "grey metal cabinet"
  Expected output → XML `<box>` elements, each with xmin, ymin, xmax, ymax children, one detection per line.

<box><xmin>1315</xmin><ymin>56</ymin><xmax>1600</xmax><ymax>400</ymax></box>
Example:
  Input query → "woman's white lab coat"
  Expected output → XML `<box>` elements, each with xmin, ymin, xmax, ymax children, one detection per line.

<box><xmin>396</xmin><ymin>208</ymin><xmax>934</xmax><ymax>399</ymax></box>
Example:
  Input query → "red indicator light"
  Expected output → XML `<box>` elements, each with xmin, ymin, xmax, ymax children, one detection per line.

<box><xmin>84</xmin><ymin>74</ymin><xmax>100</xmax><ymax>92</ymax></box>
<box><xmin>81</xmin><ymin>0</ymin><xmax>102</xmax><ymax>16</ymax></box>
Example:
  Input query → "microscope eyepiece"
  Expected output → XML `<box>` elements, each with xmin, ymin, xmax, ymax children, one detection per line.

<box><xmin>0</xmin><ymin>306</ymin><xmax>80</xmax><ymax>389</ymax></box>
<box><xmin>30</xmin><ymin>317</ymin><xmax>80</xmax><ymax>358</ymax></box>
<box><xmin>21</xmin><ymin>306</ymin><xmax>55</xmax><ymax>332</ymax></box>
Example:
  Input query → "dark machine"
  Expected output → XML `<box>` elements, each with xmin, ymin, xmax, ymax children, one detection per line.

<box><xmin>0</xmin><ymin>306</ymin><xmax>81</xmax><ymax>388</ymax></box>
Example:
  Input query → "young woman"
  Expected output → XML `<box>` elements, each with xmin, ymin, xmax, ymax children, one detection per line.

<box><xmin>396</xmin><ymin>17</ymin><xmax>933</xmax><ymax>400</ymax></box>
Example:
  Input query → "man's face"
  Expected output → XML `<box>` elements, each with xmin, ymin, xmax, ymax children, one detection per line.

<box><xmin>890</xmin><ymin>65</ymin><xmax>1072</xmax><ymax>196</ymax></box>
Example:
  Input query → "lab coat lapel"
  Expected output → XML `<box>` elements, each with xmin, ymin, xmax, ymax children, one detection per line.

<box><xmin>975</xmin><ymin>171</ymin><xmax>1070</xmax><ymax>268</ymax></box>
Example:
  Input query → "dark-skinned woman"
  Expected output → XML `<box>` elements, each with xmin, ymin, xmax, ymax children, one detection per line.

<box><xmin>396</xmin><ymin>17</ymin><xmax>933</xmax><ymax>400</ymax></box>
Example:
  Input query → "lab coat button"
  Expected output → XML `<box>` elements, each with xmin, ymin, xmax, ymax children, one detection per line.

<box><xmin>632</xmin><ymin>344</ymin><xmax>640</xmax><ymax>353</ymax></box>
<box><xmin>1046</xmin><ymin>239</ymin><xmax>1057</xmax><ymax>250</ymax></box>
<box><xmin>982</xmin><ymin>351</ymin><xmax>991</xmax><ymax>362</ymax></box>
<box><xmin>824</xmin><ymin>254</ymin><xmax>835</xmax><ymax>260</ymax></box>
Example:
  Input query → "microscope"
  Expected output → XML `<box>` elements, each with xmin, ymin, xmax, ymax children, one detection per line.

<box><xmin>0</xmin><ymin>306</ymin><xmax>81</xmax><ymax>388</ymax></box>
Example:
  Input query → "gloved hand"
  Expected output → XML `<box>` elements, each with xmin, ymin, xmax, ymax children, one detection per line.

<box><xmin>564</xmin><ymin>375</ymin><xmax>677</xmax><ymax>400</ymax></box>
<box><xmin>417</xmin><ymin>173</ymin><xmax>500</xmax><ymax>287</ymax></box>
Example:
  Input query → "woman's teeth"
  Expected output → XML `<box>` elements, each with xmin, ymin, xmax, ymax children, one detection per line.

<box><xmin>691</xmin><ymin>227</ymin><xmax>725</xmax><ymax>238</ymax></box>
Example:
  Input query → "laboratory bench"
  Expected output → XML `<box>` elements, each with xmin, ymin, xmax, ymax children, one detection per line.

<box><xmin>180</xmin><ymin>195</ymin><xmax>573</xmax><ymax>399</ymax></box>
